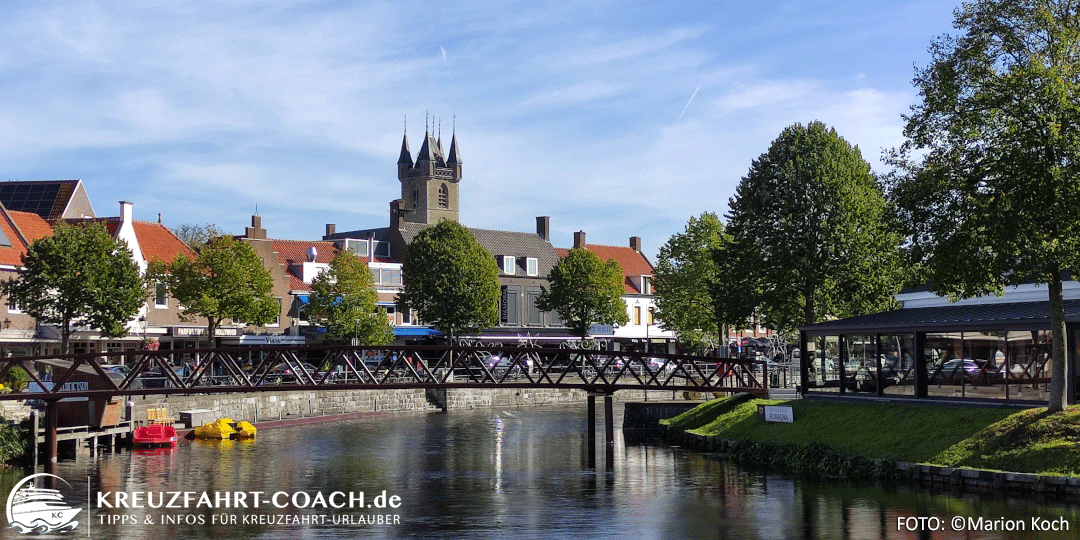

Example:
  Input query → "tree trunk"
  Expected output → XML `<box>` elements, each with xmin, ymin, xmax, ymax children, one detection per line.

<box><xmin>205</xmin><ymin>317</ymin><xmax>218</xmax><ymax>350</ymax></box>
<box><xmin>61</xmin><ymin>315</ymin><xmax>71</xmax><ymax>355</ymax></box>
<box><xmin>1047</xmin><ymin>265</ymin><xmax>1068</xmax><ymax>413</ymax></box>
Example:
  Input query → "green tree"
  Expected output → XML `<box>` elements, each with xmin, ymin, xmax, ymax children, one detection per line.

<box><xmin>172</xmin><ymin>223</ymin><xmax>225</xmax><ymax>251</ymax></box>
<box><xmin>886</xmin><ymin>0</ymin><xmax>1080</xmax><ymax>412</ymax></box>
<box><xmin>309</xmin><ymin>250</ymin><xmax>394</xmax><ymax>345</ymax></box>
<box><xmin>725</xmin><ymin>121</ymin><xmax>902</xmax><ymax>335</ymax></box>
<box><xmin>396</xmin><ymin>221</ymin><xmax>500</xmax><ymax>343</ymax></box>
<box><xmin>148</xmin><ymin>236</ymin><xmax>278</xmax><ymax>348</ymax></box>
<box><xmin>1</xmin><ymin>222</ymin><xmax>145</xmax><ymax>354</ymax></box>
<box><xmin>654</xmin><ymin>212</ymin><xmax>727</xmax><ymax>353</ymax></box>
<box><xmin>537</xmin><ymin>247</ymin><xmax>630</xmax><ymax>339</ymax></box>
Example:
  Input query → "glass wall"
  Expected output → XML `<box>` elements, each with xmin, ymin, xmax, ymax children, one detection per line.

<box><xmin>921</xmin><ymin>330</ymin><xmax>1049</xmax><ymax>401</ymax></box>
<box><xmin>807</xmin><ymin>335</ymin><xmax>840</xmax><ymax>393</ymax></box>
<box><xmin>880</xmin><ymin>333</ymin><xmax>915</xmax><ymax>396</ymax></box>
<box><xmin>844</xmin><ymin>335</ymin><xmax>877</xmax><ymax>394</ymax></box>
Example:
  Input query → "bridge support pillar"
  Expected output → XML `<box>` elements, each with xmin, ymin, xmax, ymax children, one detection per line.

<box><xmin>44</xmin><ymin>400</ymin><xmax>58</xmax><ymax>473</ymax></box>
<box><xmin>586</xmin><ymin>395</ymin><xmax>596</xmax><ymax>468</ymax></box>
<box><xmin>604</xmin><ymin>394</ymin><xmax>614</xmax><ymax>471</ymax></box>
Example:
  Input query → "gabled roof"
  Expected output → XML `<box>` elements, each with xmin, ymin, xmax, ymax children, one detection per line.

<box><xmin>270</xmin><ymin>239</ymin><xmax>343</xmax><ymax>292</ymax></box>
<box><xmin>0</xmin><ymin>180</ymin><xmax>95</xmax><ymax>220</ymax></box>
<box><xmin>398</xmin><ymin>222</ymin><xmax>559</xmax><ymax>276</ymax></box>
<box><xmin>133</xmin><ymin>221</ymin><xmax>194</xmax><ymax>263</ymax></box>
<box><xmin>557</xmin><ymin>243</ymin><xmax>654</xmax><ymax>294</ymax></box>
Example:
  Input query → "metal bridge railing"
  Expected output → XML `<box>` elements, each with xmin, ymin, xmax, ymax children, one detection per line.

<box><xmin>0</xmin><ymin>345</ymin><xmax>767</xmax><ymax>401</ymax></box>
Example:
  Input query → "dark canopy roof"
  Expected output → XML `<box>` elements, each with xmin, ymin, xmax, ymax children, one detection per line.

<box><xmin>802</xmin><ymin>299</ymin><xmax>1080</xmax><ymax>335</ymax></box>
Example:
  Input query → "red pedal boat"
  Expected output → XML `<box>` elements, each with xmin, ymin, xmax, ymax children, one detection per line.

<box><xmin>133</xmin><ymin>424</ymin><xmax>178</xmax><ymax>447</ymax></box>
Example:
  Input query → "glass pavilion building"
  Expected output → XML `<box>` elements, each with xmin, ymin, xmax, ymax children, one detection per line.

<box><xmin>799</xmin><ymin>286</ymin><xmax>1080</xmax><ymax>405</ymax></box>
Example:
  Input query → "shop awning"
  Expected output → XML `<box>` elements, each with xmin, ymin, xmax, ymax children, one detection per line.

<box><xmin>393</xmin><ymin>327</ymin><xmax>444</xmax><ymax>337</ymax></box>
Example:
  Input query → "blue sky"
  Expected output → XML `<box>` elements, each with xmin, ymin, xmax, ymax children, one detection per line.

<box><xmin>0</xmin><ymin>1</ymin><xmax>959</xmax><ymax>259</ymax></box>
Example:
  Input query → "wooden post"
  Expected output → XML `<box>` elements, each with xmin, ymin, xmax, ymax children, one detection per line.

<box><xmin>586</xmin><ymin>394</ymin><xmax>596</xmax><ymax>469</ymax></box>
<box><xmin>29</xmin><ymin>410</ymin><xmax>39</xmax><ymax>469</ymax></box>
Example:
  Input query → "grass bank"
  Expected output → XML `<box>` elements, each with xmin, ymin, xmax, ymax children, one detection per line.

<box><xmin>659</xmin><ymin>395</ymin><xmax>1080</xmax><ymax>478</ymax></box>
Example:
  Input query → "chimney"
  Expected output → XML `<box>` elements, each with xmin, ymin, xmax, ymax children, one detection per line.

<box><xmin>390</xmin><ymin>200</ymin><xmax>405</xmax><ymax>229</ymax></box>
<box><xmin>119</xmin><ymin>201</ymin><xmax>133</xmax><ymax>225</ymax></box>
<box><xmin>573</xmin><ymin>231</ymin><xmax>586</xmax><ymax>249</ymax></box>
<box><xmin>325</xmin><ymin>224</ymin><xmax>336</xmax><ymax>238</ymax></box>
<box><xmin>245</xmin><ymin>215</ymin><xmax>267</xmax><ymax>240</ymax></box>
<box><xmin>630</xmin><ymin>236</ymin><xmax>642</xmax><ymax>252</ymax></box>
<box><xmin>536</xmin><ymin>216</ymin><xmax>550</xmax><ymax>241</ymax></box>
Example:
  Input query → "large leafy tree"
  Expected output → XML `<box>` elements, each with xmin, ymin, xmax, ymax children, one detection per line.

<box><xmin>309</xmin><ymin>250</ymin><xmax>393</xmax><ymax>345</ymax></box>
<box><xmin>172</xmin><ymin>223</ymin><xmax>225</xmax><ymax>251</ymax></box>
<box><xmin>537</xmin><ymin>247</ymin><xmax>630</xmax><ymax>339</ymax></box>
<box><xmin>1</xmin><ymin>222</ymin><xmax>145</xmax><ymax>354</ymax></box>
<box><xmin>148</xmin><ymin>236</ymin><xmax>278</xmax><ymax>348</ymax></box>
<box><xmin>654</xmin><ymin>212</ymin><xmax>726</xmax><ymax>353</ymax></box>
<box><xmin>724</xmin><ymin>121</ymin><xmax>902</xmax><ymax>334</ymax></box>
<box><xmin>396</xmin><ymin>220</ymin><xmax>500</xmax><ymax>343</ymax></box>
<box><xmin>886</xmin><ymin>0</ymin><xmax>1080</xmax><ymax>412</ymax></box>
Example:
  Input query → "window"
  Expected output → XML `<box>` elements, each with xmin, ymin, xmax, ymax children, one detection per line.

<box><xmin>501</xmin><ymin>256</ymin><xmax>515</xmax><ymax>275</ymax></box>
<box><xmin>373</xmin><ymin>241</ymin><xmax>390</xmax><ymax>258</ymax></box>
<box><xmin>371</xmin><ymin>267</ymin><xmax>403</xmax><ymax>286</ymax></box>
<box><xmin>401</xmin><ymin>307</ymin><xmax>412</xmax><ymax>325</ymax></box>
<box><xmin>411</xmin><ymin>188</ymin><xmax>420</xmax><ymax>209</ymax></box>
<box><xmin>526</xmin><ymin>257</ymin><xmax>539</xmax><ymax>277</ymax></box>
<box><xmin>438</xmin><ymin>183</ymin><xmax>449</xmax><ymax>208</ymax></box>
<box><xmin>634</xmin><ymin>306</ymin><xmax>642</xmax><ymax>326</ymax></box>
<box><xmin>267</xmin><ymin>297</ymin><xmax>282</xmax><ymax>327</ymax></box>
<box><xmin>7</xmin><ymin>297</ymin><xmax>24</xmax><ymax>314</ymax></box>
<box><xmin>346</xmin><ymin>239</ymin><xmax>369</xmax><ymax>257</ymax></box>
<box><xmin>155</xmin><ymin>284</ymin><xmax>168</xmax><ymax>307</ymax></box>
<box><xmin>648</xmin><ymin>307</ymin><xmax>656</xmax><ymax>325</ymax></box>
<box><xmin>641</xmin><ymin>276</ymin><xmax>652</xmax><ymax>295</ymax></box>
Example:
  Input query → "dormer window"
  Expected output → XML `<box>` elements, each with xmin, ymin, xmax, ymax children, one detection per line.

<box><xmin>500</xmin><ymin>256</ymin><xmax>515</xmax><ymax>275</ymax></box>
<box><xmin>526</xmin><ymin>257</ymin><xmax>539</xmax><ymax>276</ymax></box>
<box><xmin>641</xmin><ymin>276</ymin><xmax>652</xmax><ymax>295</ymax></box>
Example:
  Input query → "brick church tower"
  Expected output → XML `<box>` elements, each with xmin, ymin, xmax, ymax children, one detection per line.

<box><xmin>396</xmin><ymin>125</ymin><xmax>461</xmax><ymax>225</ymax></box>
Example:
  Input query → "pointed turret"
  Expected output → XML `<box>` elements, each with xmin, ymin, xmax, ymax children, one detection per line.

<box><xmin>447</xmin><ymin>133</ymin><xmax>462</xmax><ymax>180</ymax></box>
<box><xmin>415</xmin><ymin>130</ymin><xmax>435</xmax><ymax>175</ymax></box>
<box><xmin>397</xmin><ymin>133</ymin><xmax>413</xmax><ymax>179</ymax></box>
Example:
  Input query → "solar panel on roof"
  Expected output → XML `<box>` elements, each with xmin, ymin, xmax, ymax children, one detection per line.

<box><xmin>0</xmin><ymin>183</ymin><xmax>63</xmax><ymax>219</ymax></box>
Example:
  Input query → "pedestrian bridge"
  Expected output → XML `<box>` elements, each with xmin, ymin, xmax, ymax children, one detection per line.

<box><xmin>0</xmin><ymin>344</ymin><xmax>767</xmax><ymax>400</ymax></box>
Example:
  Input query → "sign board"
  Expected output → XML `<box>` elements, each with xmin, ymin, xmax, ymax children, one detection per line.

<box><xmin>757</xmin><ymin>404</ymin><xmax>794</xmax><ymax>423</ymax></box>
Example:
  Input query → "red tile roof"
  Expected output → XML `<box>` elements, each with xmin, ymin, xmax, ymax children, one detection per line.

<box><xmin>9</xmin><ymin>211</ymin><xmax>53</xmax><ymax>243</ymax></box>
<box><xmin>556</xmin><ymin>243</ymin><xmax>654</xmax><ymax>294</ymax></box>
<box><xmin>0</xmin><ymin>210</ymin><xmax>27</xmax><ymax>266</ymax></box>
<box><xmin>270</xmin><ymin>239</ymin><xmax>344</xmax><ymax>292</ymax></box>
<box><xmin>134</xmin><ymin>221</ymin><xmax>195</xmax><ymax>263</ymax></box>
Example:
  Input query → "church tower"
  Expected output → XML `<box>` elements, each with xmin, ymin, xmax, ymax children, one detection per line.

<box><xmin>397</xmin><ymin>125</ymin><xmax>461</xmax><ymax>224</ymax></box>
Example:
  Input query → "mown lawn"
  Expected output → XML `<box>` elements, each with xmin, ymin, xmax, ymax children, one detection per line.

<box><xmin>661</xmin><ymin>396</ymin><xmax>1080</xmax><ymax>476</ymax></box>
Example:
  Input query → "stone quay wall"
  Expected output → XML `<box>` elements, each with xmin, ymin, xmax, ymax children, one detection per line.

<box><xmin>123</xmin><ymin>387</ymin><xmax>685</xmax><ymax>423</ymax></box>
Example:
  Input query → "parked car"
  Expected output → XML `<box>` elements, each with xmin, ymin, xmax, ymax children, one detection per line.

<box><xmin>138</xmin><ymin>365</ymin><xmax>189</xmax><ymax>388</ymax></box>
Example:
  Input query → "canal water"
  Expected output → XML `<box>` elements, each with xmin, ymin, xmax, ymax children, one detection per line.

<box><xmin>2</xmin><ymin>403</ymin><xmax>1078</xmax><ymax>539</ymax></box>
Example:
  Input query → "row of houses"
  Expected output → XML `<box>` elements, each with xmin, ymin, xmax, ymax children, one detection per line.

<box><xmin>0</xmin><ymin>128</ymin><xmax>676</xmax><ymax>357</ymax></box>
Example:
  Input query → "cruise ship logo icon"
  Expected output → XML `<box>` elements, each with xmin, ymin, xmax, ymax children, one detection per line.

<box><xmin>5</xmin><ymin>473</ymin><xmax>81</xmax><ymax>534</ymax></box>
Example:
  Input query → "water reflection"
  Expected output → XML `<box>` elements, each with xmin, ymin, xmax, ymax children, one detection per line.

<box><xmin>0</xmin><ymin>405</ymin><xmax>1076</xmax><ymax>539</ymax></box>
